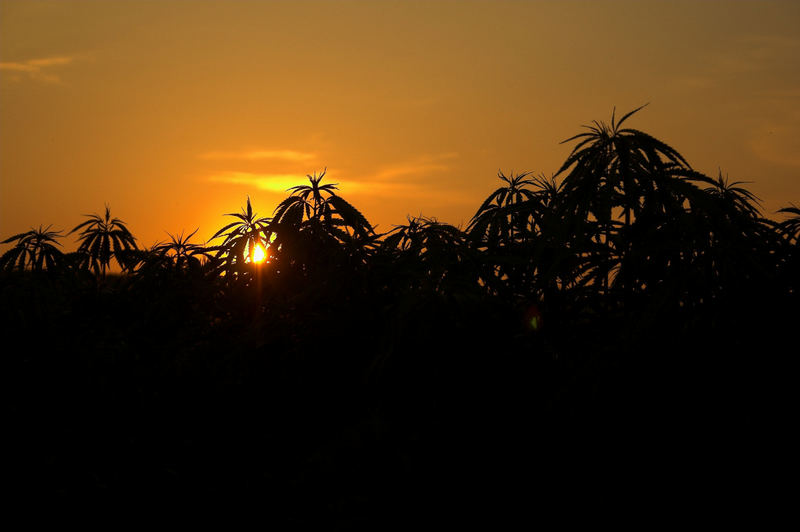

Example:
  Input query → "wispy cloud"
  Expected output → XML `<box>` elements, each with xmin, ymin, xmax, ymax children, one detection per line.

<box><xmin>346</xmin><ymin>180</ymin><xmax>472</xmax><ymax>203</ymax></box>
<box><xmin>207</xmin><ymin>170</ymin><xmax>471</xmax><ymax>205</ymax></box>
<box><xmin>0</xmin><ymin>56</ymin><xmax>75</xmax><ymax>84</ymax></box>
<box><xmin>346</xmin><ymin>153</ymin><xmax>470</xmax><ymax>204</ymax></box>
<box><xmin>206</xmin><ymin>170</ymin><xmax>411</xmax><ymax>196</ymax></box>
<box><xmin>200</xmin><ymin>149</ymin><xmax>316</xmax><ymax>162</ymax></box>
<box><xmin>207</xmin><ymin>171</ymin><xmax>311</xmax><ymax>193</ymax></box>
<box><xmin>369</xmin><ymin>152</ymin><xmax>459</xmax><ymax>181</ymax></box>
<box><xmin>205</xmin><ymin>153</ymin><xmax>469</xmax><ymax>204</ymax></box>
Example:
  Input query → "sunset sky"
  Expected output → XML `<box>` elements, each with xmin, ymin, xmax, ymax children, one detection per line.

<box><xmin>2</xmin><ymin>0</ymin><xmax>799</xmax><ymax>252</ymax></box>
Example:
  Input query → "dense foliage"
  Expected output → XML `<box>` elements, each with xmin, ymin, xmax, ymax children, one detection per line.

<box><xmin>4</xmin><ymin>110</ymin><xmax>796</xmax><ymax>521</ymax></box>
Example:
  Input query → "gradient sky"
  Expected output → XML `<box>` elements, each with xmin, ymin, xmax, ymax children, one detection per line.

<box><xmin>2</xmin><ymin>0</ymin><xmax>799</xmax><ymax>253</ymax></box>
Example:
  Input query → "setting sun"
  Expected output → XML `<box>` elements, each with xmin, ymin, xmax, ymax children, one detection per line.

<box><xmin>252</xmin><ymin>243</ymin><xmax>267</xmax><ymax>264</ymax></box>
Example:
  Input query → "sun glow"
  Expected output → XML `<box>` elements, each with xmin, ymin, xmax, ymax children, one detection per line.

<box><xmin>252</xmin><ymin>243</ymin><xmax>267</xmax><ymax>263</ymax></box>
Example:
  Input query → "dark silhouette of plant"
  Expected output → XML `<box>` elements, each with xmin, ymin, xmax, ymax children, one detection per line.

<box><xmin>274</xmin><ymin>169</ymin><xmax>339</xmax><ymax>225</ymax></box>
<box><xmin>774</xmin><ymin>204</ymin><xmax>800</xmax><ymax>297</ymax></box>
<box><xmin>69</xmin><ymin>206</ymin><xmax>138</xmax><ymax>277</ymax></box>
<box><xmin>381</xmin><ymin>215</ymin><xmax>474</xmax><ymax>292</ymax></box>
<box><xmin>468</xmin><ymin>172</ymin><xmax>571</xmax><ymax>299</ymax></box>
<box><xmin>154</xmin><ymin>228</ymin><xmax>214</xmax><ymax>270</ymax></box>
<box><xmin>554</xmin><ymin>105</ymin><xmax>700</xmax><ymax>298</ymax></box>
<box><xmin>777</xmin><ymin>204</ymin><xmax>800</xmax><ymax>243</ymax></box>
<box><xmin>0</xmin><ymin>225</ymin><xmax>64</xmax><ymax>272</ymax></box>
<box><xmin>702</xmin><ymin>170</ymin><xmax>762</xmax><ymax>218</ymax></box>
<box><xmin>6</xmin><ymin>109</ymin><xmax>796</xmax><ymax>520</ymax></box>
<box><xmin>267</xmin><ymin>169</ymin><xmax>376</xmax><ymax>277</ymax></box>
<box><xmin>131</xmin><ymin>228</ymin><xmax>215</xmax><ymax>277</ymax></box>
<box><xmin>662</xmin><ymin>169</ymin><xmax>787</xmax><ymax>311</ymax></box>
<box><xmin>272</xmin><ymin>169</ymin><xmax>373</xmax><ymax>239</ymax></box>
<box><xmin>468</xmin><ymin>171</ymin><xmax>539</xmax><ymax>248</ymax></box>
<box><xmin>557</xmin><ymin>104</ymin><xmax>692</xmax><ymax>220</ymax></box>
<box><xmin>209</xmin><ymin>196</ymin><xmax>272</xmax><ymax>274</ymax></box>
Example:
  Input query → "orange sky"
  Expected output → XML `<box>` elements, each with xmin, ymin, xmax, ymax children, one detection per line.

<box><xmin>2</xmin><ymin>0</ymin><xmax>799</xmax><ymax>253</ymax></box>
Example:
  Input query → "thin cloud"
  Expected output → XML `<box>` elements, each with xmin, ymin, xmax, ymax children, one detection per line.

<box><xmin>207</xmin><ymin>170</ymin><xmax>471</xmax><ymax>204</ymax></box>
<box><xmin>205</xmin><ymin>153</ymin><xmax>469</xmax><ymax>204</ymax></box>
<box><xmin>371</xmin><ymin>153</ymin><xmax>459</xmax><ymax>181</ymax></box>
<box><xmin>207</xmin><ymin>170</ymin><xmax>387</xmax><ymax>195</ymax></box>
<box><xmin>346</xmin><ymin>181</ymin><xmax>472</xmax><ymax>203</ymax></box>
<box><xmin>372</xmin><ymin>162</ymin><xmax>449</xmax><ymax>181</ymax></box>
<box><xmin>346</xmin><ymin>153</ymin><xmax>471</xmax><ymax>203</ymax></box>
<box><xmin>207</xmin><ymin>171</ymin><xmax>311</xmax><ymax>193</ymax></box>
<box><xmin>0</xmin><ymin>56</ymin><xmax>75</xmax><ymax>84</ymax></box>
<box><xmin>200</xmin><ymin>149</ymin><xmax>316</xmax><ymax>162</ymax></box>
<box><xmin>28</xmin><ymin>57</ymin><xmax>75</xmax><ymax>67</ymax></box>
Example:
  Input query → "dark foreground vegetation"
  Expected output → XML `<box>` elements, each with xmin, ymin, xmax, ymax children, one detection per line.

<box><xmin>4</xmin><ymin>108</ymin><xmax>798</xmax><ymax>522</ymax></box>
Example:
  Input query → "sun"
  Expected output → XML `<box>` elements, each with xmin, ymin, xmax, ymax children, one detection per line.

<box><xmin>252</xmin><ymin>243</ymin><xmax>267</xmax><ymax>263</ymax></box>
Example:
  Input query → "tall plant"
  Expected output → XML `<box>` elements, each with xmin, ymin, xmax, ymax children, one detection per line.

<box><xmin>209</xmin><ymin>196</ymin><xmax>271</xmax><ymax>274</ymax></box>
<box><xmin>0</xmin><ymin>225</ymin><xmax>64</xmax><ymax>272</ymax></box>
<box><xmin>70</xmin><ymin>206</ymin><xmax>137</xmax><ymax>277</ymax></box>
<box><xmin>555</xmin><ymin>105</ymin><xmax>696</xmax><ymax>295</ymax></box>
<box><xmin>272</xmin><ymin>169</ymin><xmax>373</xmax><ymax>240</ymax></box>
